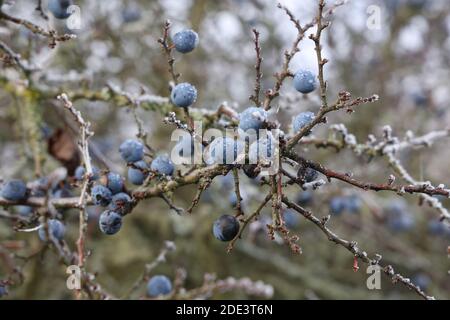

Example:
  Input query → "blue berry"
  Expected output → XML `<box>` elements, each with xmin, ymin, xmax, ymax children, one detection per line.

<box><xmin>330</xmin><ymin>196</ymin><xmax>346</xmax><ymax>215</ymax></box>
<box><xmin>292</xmin><ymin>111</ymin><xmax>315</xmax><ymax>133</ymax></box>
<box><xmin>30</xmin><ymin>177</ymin><xmax>49</xmax><ymax>197</ymax></box>
<box><xmin>172</xmin><ymin>29</ymin><xmax>199</xmax><ymax>53</ymax></box>
<box><xmin>147</xmin><ymin>275</ymin><xmax>172</xmax><ymax>297</ymax></box>
<box><xmin>345</xmin><ymin>195</ymin><xmax>362</xmax><ymax>214</ymax></box>
<box><xmin>243</xmin><ymin>164</ymin><xmax>260</xmax><ymax>179</ymax></box>
<box><xmin>296</xmin><ymin>191</ymin><xmax>313</xmax><ymax>206</ymax></box>
<box><xmin>297</xmin><ymin>167</ymin><xmax>318</xmax><ymax>183</ymax></box>
<box><xmin>109</xmin><ymin>193</ymin><xmax>132</xmax><ymax>215</ymax></box>
<box><xmin>99</xmin><ymin>210</ymin><xmax>123</xmax><ymax>235</ymax></box>
<box><xmin>14</xmin><ymin>205</ymin><xmax>33</xmax><ymax>217</ymax></box>
<box><xmin>385</xmin><ymin>200</ymin><xmax>415</xmax><ymax>232</ymax></box>
<box><xmin>283</xmin><ymin>210</ymin><xmax>300</xmax><ymax>228</ymax></box>
<box><xmin>151</xmin><ymin>155</ymin><xmax>175</xmax><ymax>176</ymax></box>
<box><xmin>122</xmin><ymin>6</ymin><xmax>141</xmax><ymax>23</ymax></box>
<box><xmin>207</xmin><ymin>137</ymin><xmax>244</xmax><ymax>165</ymax></box>
<box><xmin>213</xmin><ymin>214</ymin><xmax>240</xmax><ymax>241</ymax></box>
<box><xmin>91</xmin><ymin>185</ymin><xmax>112</xmax><ymax>206</ymax></box>
<box><xmin>0</xmin><ymin>285</ymin><xmax>7</xmax><ymax>298</ymax></box>
<box><xmin>48</xmin><ymin>0</ymin><xmax>73</xmax><ymax>19</ymax></box>
<box><xmin>1</xmin><ymin>180</ymin><xmax>27</xmax><ymax>201</ymax></box>
<box><xmin>38</xmin><ymin>219</ymin><xmax>65</xmax><ymax>241</ymax></box>
<box><xmin>238</xmin><ymin>107</ymin><xmax>268</xmax><ymax>132</ymax></box>
<box><xmin>53</xmin><ymin>185</ymin><xmax>73</xmax><ymax>198</ymax></box>
<box><xmin>128</xmin><ymin>160</ymin><xmax>149</xmax><ymax>185</ymax></box>
<box><xmin>106</xmin><ymin>172</ymin><xmax>124</xmax><ymax>194</ymax></box>
<box><xmin>74</xmin><ymin>166</ymin><xmax>100</xmax><ymax>181</ymax></box>
<box><xmin>170</xmin><ymin>83</ymin><xmax>197</xmax><ymax>108</ymax></box>
<box><xmin>412</xmin><ymin>273</ymin><xmax>431</xmax><ymax>291</ymax></box>
<box><xmin>119</xmin><ymin>139</ymin><xmax>144</xmax><ymax>163</ymax></box>
<box><xmin>248</xmin><ymin>132</ymin><xmax>276</xmax><ymax>164</ymax></box>
<box><xmin>293</xmin><ymin>69</ymin><xmax>317</xmax><ymax>94</ymax></box>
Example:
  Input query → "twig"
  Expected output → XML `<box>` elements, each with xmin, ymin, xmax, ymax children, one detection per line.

<box><xmin>0</xmin><ymin>11</ymin><xmax>75</xmax><ymax>48</ymax></box>
<box><xmin>249</xmin><ymin>29</ymin><xmax>263</xmax><ymax>106</ymax></box>
<box><xmin>0</xmin><ymin>40</ymin><xmax>39</xmax><ymax>74</ymax></box>
<box><xmin>123</xmin><ymin>241</ymin><xmax>176</xmax><ymax>299</ymax></box>
<box><xmin>282</xmin><ymin>197</ymin><xmax>435</xmax><ymax>300</ymax></box>
<box><xmin>157</xmin><ymin>20</ymin><xmax>180</xmax><ymax>84</ymax></box>
<box><xmin>57</xmin><ymin>93</ymin><xmax>93</xmax><ymax>280</ymax></box>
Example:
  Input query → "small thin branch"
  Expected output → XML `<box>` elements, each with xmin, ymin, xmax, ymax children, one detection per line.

<box><xmin>57</xmin><ymin>93</ymin><xmax>93</xmax><ymax>276</ymax></box>
<box><xmin>285</xmin><ymin>92</ymin><xmax>379</xmax><ymax>150</ymax></box>
<box><xmin>0</xmin><ymin>11</ymin><xmax>75</xmax><ymax>48</ymax></box>
<box><xmin>249</xmin><ymin>29</ymin><xmax>263</xmax><ymax>106</ymax></box>
<box><xmin>282</xmin><ymin>197</ymin><xmax>434</xmax><ymax>300</ymax></box>
<box><xmin>35</xmin><ymin>0</ymin><xmax>49</xmax><ymax>20</ymax></box>
<box><xmin>157</xmin><ymin>20</ymin><xmax>180</xmax><ymax>84</ymax></box>
<box><xmin>227</xmin><ymin>193</ymin><xmax>272</xmax><ymax>252</ymax></box>
<box><xmin>0</xmin><ymin>40</ymin><xmax>39</xmax><ymax>74</ymax></box>
<box><xmin>310</xmin><ymin>0</ymin><xmax>329</xmax><ymax>108</ymax></box>
<box><xmin>123</xmin><ymin>241</ymin><xmax>176</xmax><ymax>299</ymax></box>
<box><xmin>160</xmin><ymin>194</ymin><xmax>185</xmax><ymax>215</ymax></box>
<box><xmin>232</xmin><ymin>168</ymin><xmax>244</xmax><ymax>216</ymax></box>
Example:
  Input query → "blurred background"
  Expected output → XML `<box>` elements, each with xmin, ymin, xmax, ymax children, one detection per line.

<box><xmin>0</xmin><ymin>0</ymin><xmax>449</xmax><ymax>299</ymax></box>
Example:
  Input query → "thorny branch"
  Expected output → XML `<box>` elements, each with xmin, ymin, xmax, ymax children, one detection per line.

<box><xmin>56</xmin><ymin>93</ymin><xmax>93</xmax><ymax>285</ymax></box>
<box><xmin>282</xmin><ymin>197</ymin><xmax>435</xmax><ymax>300</ymax></box>
<box><xmin>0</xmin><ymin>0</ymin><xmax>446</xmax><ymax>300</ymax></box>
<box><xmin>249</xmin><ymin>29</ymin><xmax>263</xmax><ymax>106</ymax></box>
<box><xmin>0</xmin><ymin>10</ymin><xmax>75</xmax><ymax>48</ymax></box>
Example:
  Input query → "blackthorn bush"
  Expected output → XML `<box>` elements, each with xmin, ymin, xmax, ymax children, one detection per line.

<box><xmin>0</xmin><ymin>0</ymin><xmax>448</xmax><ymax>301</ymax></box>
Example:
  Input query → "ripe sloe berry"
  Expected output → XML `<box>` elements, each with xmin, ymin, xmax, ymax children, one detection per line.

<box><xmin>147</xmin><ymin>275</ymin><xmax>172</xmax><ymax>297</ymax></box>
<box><xmin>172</xmin><ymin>29</ymin><xmax>199</xmax><ymax>53</ymax></box>
<box><xmin>213</xmin><ymin>214</ymin><xmax>240</xmax><ymax>241</ymax></box>
<box><xmin>119</xmin><ymin>139</ymin><xmax>144</xmax><ymax>163</ymax></box>
<box><xmin>1</xmin><ymin>180</ymin><xmax>27</xmax><ymax>201</ymax></box>
<box><xmin>292</xmin><ymin>111</ymin><xmax>315</xmax><ymax>133</ymax></box>
<box><xmin>293</xmin><ymin>69</ymin><xmax>317</xmax><ymax>94</ymax></box>
<box><xmin>38</xmin><ymin>219</ymin><xmax>65</xmax><ymax>241</ymax></box>
<box><xmin>109</xmin><ymin>193</ymin><xmax>132</xmax><ymax>215</ymax></box>
<box><xmin>91</xmin><ymin>185</ymin><xmax>112</xmax><ymax>206</ymax></box>
<box><xmin>297</xmin><ymin>166</ymin><xmax>318</xmax><ymax>183</ymax></box>
<box><xmin>99</xmin><ymin>210</ymin><xmax>123</xmax><ymax>235</ymax></box>
<box><xmin>238</xmin><ymin>107</ymin><xmax>268</xmax><ymax>132</ymax></box>
<box><xmin>106</xmin><ymin>172</ymin><xmax>124</xmax><ymax>194</ymax></box>
<box><xmin>151</xmin><ymin>155</ymin><xmax>175</xmax><ymax>176</ymax></box>
<box><xmin>48</xmin><ymin>0</ymin><xmax>73</xmax><ymax>19</ymax></box>
<box><xmin>74</xmin><ymin>166</ymin><xmax>100</xmax><ymax>181</ymax></box>
<box><xmin>128</xmin><ymin>160</ymin><xmax>149</xmax><ymax>185</ymax></box>
<box><xmin>170</xmin><ymin>83</ymin><xmax>197</xmax><ymax>108</ymax></box>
